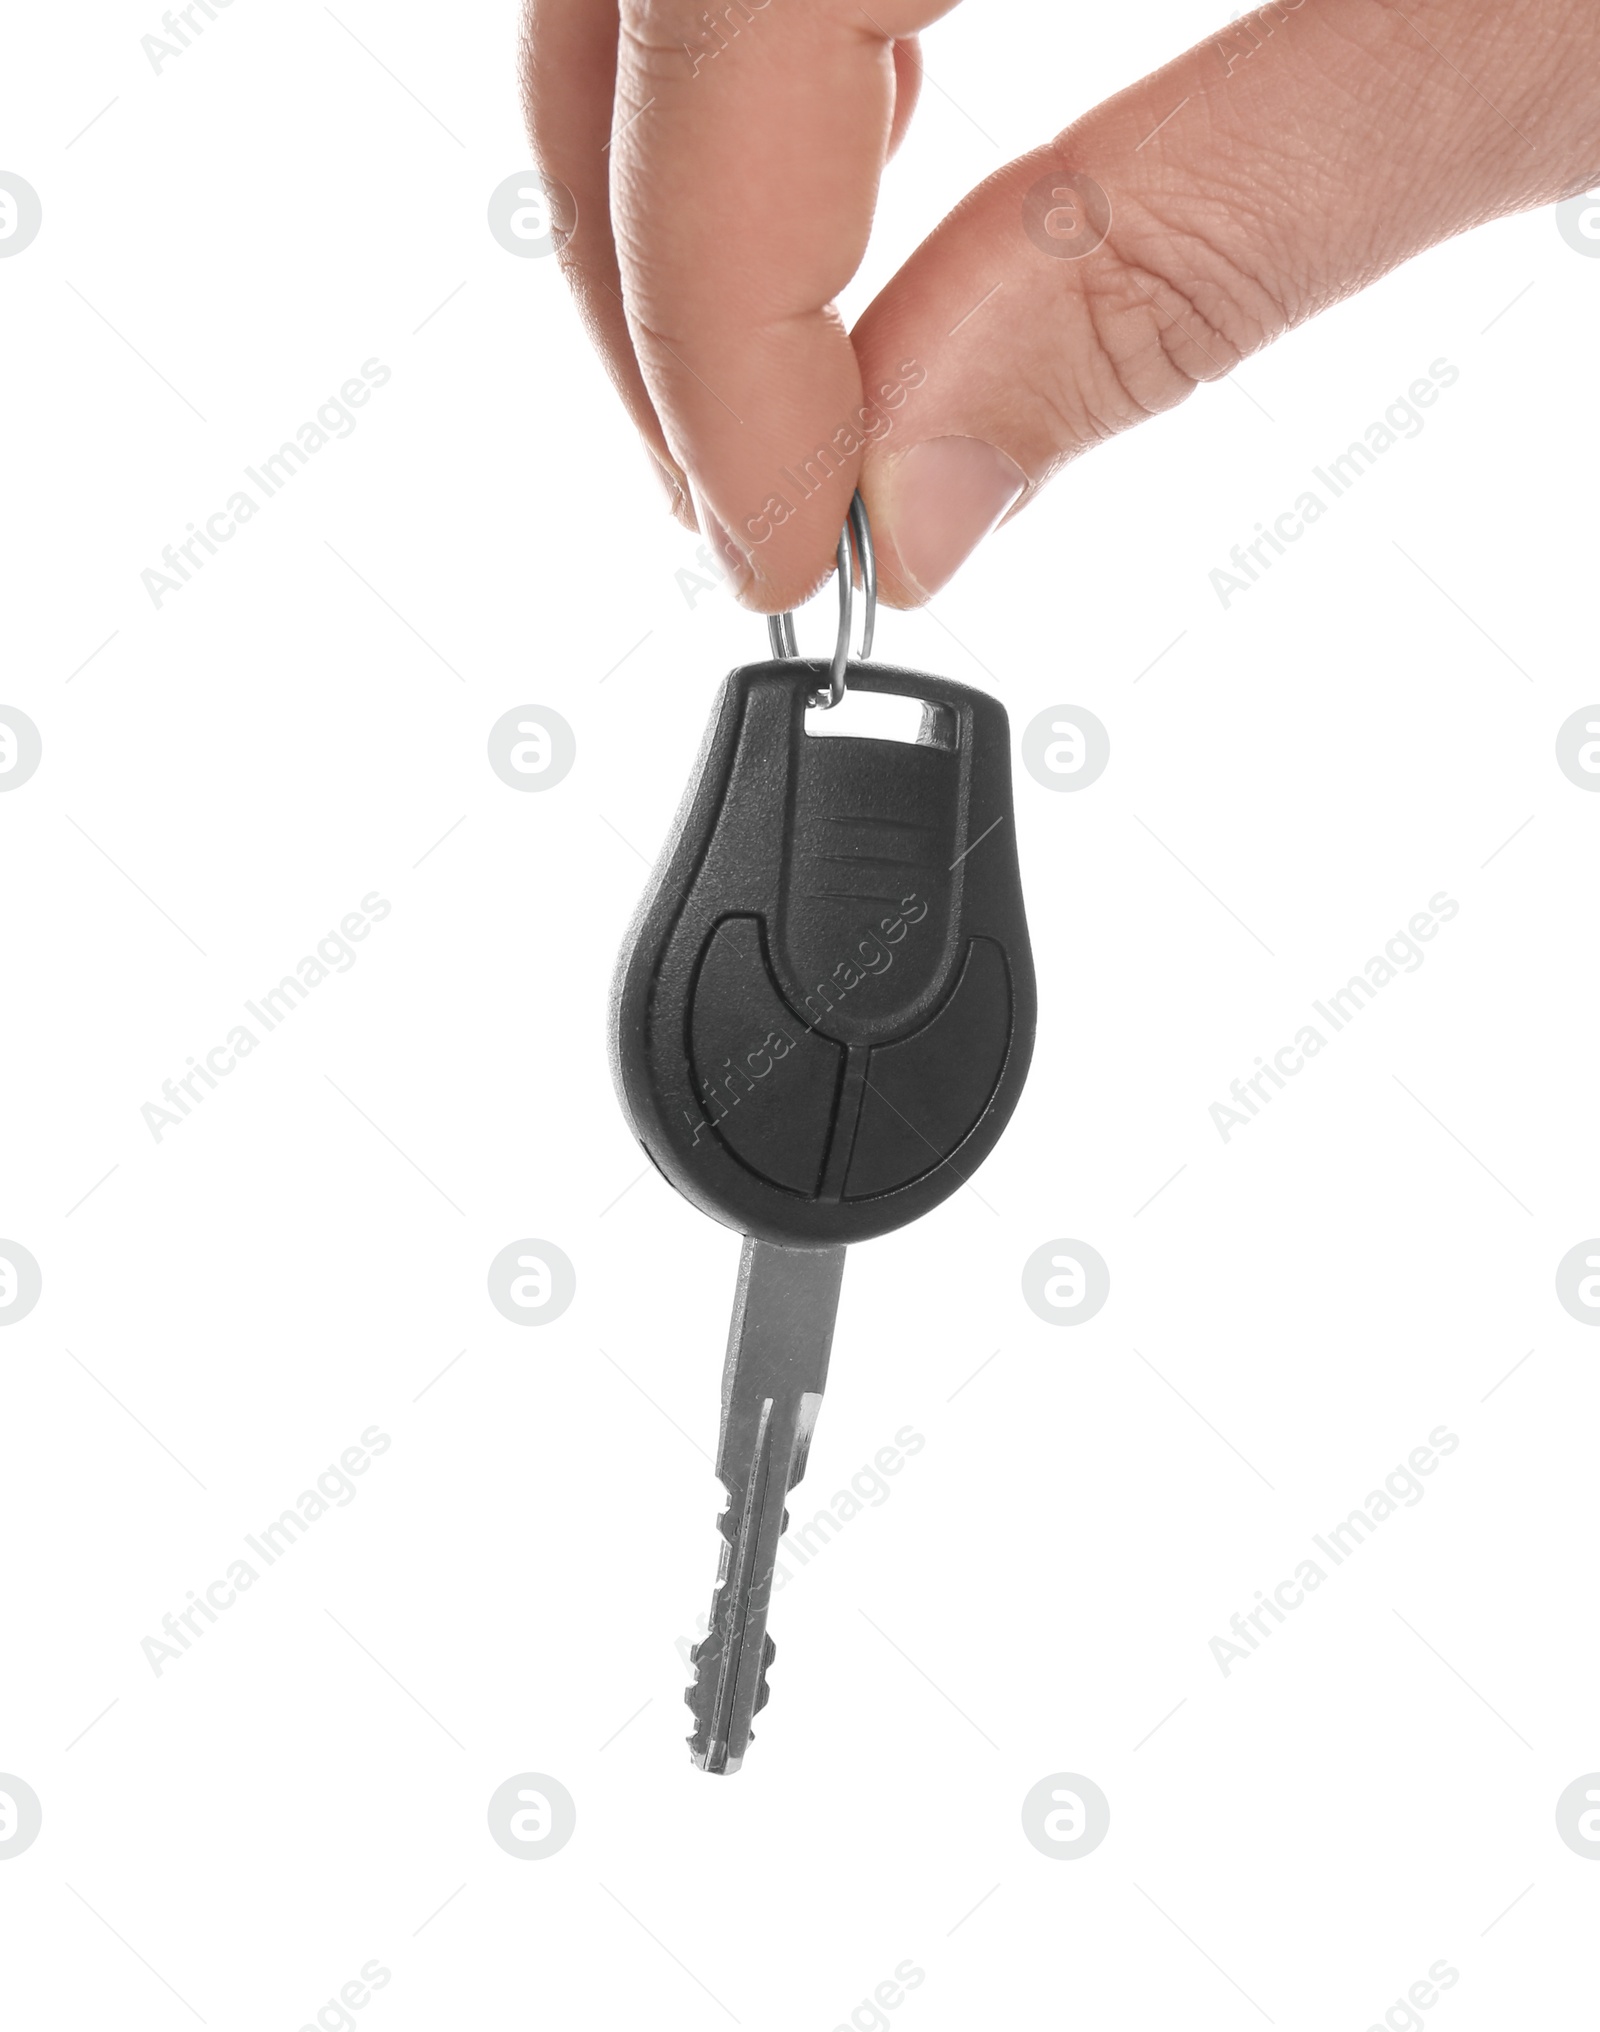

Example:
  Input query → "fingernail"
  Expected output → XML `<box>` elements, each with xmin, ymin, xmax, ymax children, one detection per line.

<box><xmin>878</xmin><ymin>436</ymin><xmax>1027</xmax><ymax>598</ymax></box>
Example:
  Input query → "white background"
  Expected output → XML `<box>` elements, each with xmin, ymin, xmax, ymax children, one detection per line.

<box><xmin>3</xmin><ymin>2</ymin><xmax>1598</xmax><ymax>2027</ymax></box>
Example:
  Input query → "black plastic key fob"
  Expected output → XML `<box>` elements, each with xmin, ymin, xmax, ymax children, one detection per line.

<box><xmin>610</xmin><ymin>659</ymin><xmax>1036</xmax><ymax>1247</ymax></box>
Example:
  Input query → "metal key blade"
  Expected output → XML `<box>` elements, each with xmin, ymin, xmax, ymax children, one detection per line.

<box><xmin>687</xmin><ymin>1238</ymin><xmax>846</xmax><ymax>1775</ymax></box>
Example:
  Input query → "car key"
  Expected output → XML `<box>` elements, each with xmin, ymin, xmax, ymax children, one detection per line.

<box><xmin>610</xmin><ymin>497</ymin><xmax>1036</xmax><ymax>1772</ymax></box>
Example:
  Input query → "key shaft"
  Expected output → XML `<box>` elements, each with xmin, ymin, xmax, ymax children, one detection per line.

<box><xmin>688</xmin><ymin>1238</ymin><xmax>846</xmax><ymax>1774</ymax></box>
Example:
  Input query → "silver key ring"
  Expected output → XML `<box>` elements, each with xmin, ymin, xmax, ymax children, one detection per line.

<box><xmin>765</xmin><ymin>490</ymin><xmax>877</xmax><ymax>710</ymax></box>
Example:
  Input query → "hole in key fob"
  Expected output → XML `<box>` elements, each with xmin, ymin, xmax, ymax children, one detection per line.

<box><xmin>611</xmin><ymin>657</ymin><xmax>1037</xmax><ymax>1246</ymax></box>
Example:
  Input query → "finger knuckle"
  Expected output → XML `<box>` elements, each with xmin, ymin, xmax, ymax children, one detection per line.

<box><xmin>1069</xmin><ymin>196</ymin><xmax>1288</xmax><ymax>430</ymax></box>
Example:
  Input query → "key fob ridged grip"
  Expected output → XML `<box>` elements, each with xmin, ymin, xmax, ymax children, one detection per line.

<box><xmin>611</xmin><ymin>660</ymin><xmax>1036</xmax><ymax>1246</ymax></box>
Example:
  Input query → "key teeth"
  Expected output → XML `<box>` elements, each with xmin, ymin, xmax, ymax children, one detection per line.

<box><xmin>753</xmin><ymin>1632</ymin><xmax>775</xmax><ymax>1715</ymax></box>
<box><xmin>686</xmin><ymin>1660</ymin><xmax>741</xmax><ymax>1774</ymax></box>
<box><xmin>684</xmin><ymin>1626</ymin><xmax>776</xmax><ymax>1769</ymax></box>
<box><xmin>686</xmin><ymin>1431</ymin><xmax>798</xmax><ymax>1772</ymax></box>
<box><xmin>685</xmin><ymin>1631</ymin><xmax>723</xmax><ymax>1718</ymax></box>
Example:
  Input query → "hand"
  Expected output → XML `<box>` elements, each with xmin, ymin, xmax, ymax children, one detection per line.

<box><xmin>522</xmin><ymin>0</ymin><xmax>1599</xmax><ymax>610</ymax></box>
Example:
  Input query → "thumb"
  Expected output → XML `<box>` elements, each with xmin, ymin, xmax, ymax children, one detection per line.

<box><xmin>856</xmin><ymin>0</ymin><xmax>1599</xmax><ymax>605</ymax></box>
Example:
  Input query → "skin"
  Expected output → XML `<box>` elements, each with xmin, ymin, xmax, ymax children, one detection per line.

<box><xmin>522</xmin><ymin>0</ymin><xmax>1600</xmax><ymax>610</ymax></box>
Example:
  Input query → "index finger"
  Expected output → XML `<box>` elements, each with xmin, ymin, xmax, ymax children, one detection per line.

<box><xmin>612</xmin><ymin>0</ymin><xmax>951</xmax><ymax>609</ymax></box>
